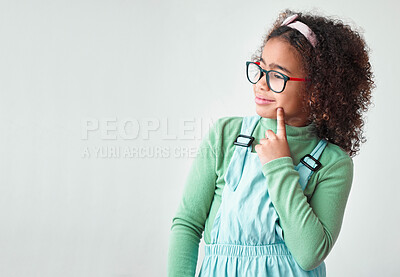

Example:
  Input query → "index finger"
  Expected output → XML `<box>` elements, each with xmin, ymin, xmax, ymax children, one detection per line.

<box><xmin>276</xmin><ymin>107</ymin><xmax>286</xmax><ymax>137</ymax></box>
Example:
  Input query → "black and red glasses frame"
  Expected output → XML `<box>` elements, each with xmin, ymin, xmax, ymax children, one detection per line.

<box><xmin>246</xmin><ymin>61</ymin><xmax>308</xmax><ymax>93</ymax></box>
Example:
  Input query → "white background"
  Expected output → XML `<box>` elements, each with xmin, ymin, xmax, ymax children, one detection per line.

<box><xmin>0</xmin><ymin>0</ymin><xmax>399</xmax><ymax>276</ymax></box>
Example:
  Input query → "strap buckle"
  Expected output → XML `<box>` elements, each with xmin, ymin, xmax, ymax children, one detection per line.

<box><xmin>300</xmin><ymin>154</ymin><xmax>322</xmax><ymax>172</ymax></box>
<box><xmin>233</xmin><ymin>134</ymin><xmax>255</xmax><ymax>147</ymax></box>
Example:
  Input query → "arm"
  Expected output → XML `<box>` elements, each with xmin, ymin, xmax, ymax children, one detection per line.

<box><xmin>261</xmin><ymin>156</ymin><xmax>353</xmax><ymax>271</ymax></box>
<box><xmin>167</xmin><ymin>123</ymin><xmax>218</xmax><ymax>277</ymax></box>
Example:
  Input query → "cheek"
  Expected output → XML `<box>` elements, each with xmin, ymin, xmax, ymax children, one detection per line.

<box><xmin>275</xmin><ymin>93</ymin><xmax>304</xmax><ymax>114</ymax></box>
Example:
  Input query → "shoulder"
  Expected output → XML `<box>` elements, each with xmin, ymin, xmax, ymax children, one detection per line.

<box><xmin>202</xmin><ymin>116</ymin><xmax>244</xmax><ymax>159</ymax></box>
<box><xmin>320</xmin><ymin>141</ymin><xmax>353</xmax><ymax>167</ymax></box>
<box><xmin>213</xmin><ymin>116</ymin><xmax>243</xmax><ymax>131</ymax></box>
<box><xmin>206</xmin><ymin>116</ymin><xmax>243</xmax><ymax>141</ymax></box>
<box><xmin>315</xmin><ymin>140</ymin><xmax>354</xmax><ymax>184</ymax></box>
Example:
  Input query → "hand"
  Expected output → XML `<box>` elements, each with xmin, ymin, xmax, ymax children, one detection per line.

<box><xmin>255</xmin><ymin>107</ymin><xmax>291</xmax><ymax>166</ymax></box>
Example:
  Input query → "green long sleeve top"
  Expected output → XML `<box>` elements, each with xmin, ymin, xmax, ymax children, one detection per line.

<box><xmin>167</xmin><ymin>116</ymin><xmax>353</xmax><ymax>276</ymax></box>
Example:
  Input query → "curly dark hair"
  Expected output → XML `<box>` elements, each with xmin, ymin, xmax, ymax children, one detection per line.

<box><xmin>251</xmin><ymin>9</ymin><xmax>375</xmax><ymax>157</ymax></box>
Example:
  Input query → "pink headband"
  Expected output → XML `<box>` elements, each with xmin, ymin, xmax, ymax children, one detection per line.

<box><xmin>281</xmin><ymin>14</ymin><xmax>318</xmax><ymax>48</ymax></box>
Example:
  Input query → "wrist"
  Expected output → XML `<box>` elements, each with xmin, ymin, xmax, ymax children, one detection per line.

<box><xmin>261</xmin><ymin>156</ymin><xmax>293</xmax><ymax>176</ymax></box>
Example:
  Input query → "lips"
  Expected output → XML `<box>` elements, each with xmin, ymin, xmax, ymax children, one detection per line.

<box><xmin>255</xmin><ymin>94</ymin><xmax>275</xmax><ymax>105</ymax></box>
<box><xmin>256</xmin><ymin>95</ymin><xmax>275</xmax><ymax>101</ymax></box>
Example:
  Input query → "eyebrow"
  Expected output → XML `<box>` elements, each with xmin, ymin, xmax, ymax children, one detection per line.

<box><xmin>260</xmin><ymin>57</ymin><xmax>292</xmax><ymax>74</ymax></box>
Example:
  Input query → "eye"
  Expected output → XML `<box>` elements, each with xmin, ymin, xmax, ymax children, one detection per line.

<box><xmin>272</xmin><ymin>73</ymin><xmax>285</xmax><ymax>79</ymax></box>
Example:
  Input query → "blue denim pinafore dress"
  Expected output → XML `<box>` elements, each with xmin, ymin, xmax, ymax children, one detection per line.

<box><xmin>198</xmin><ymin>115</ymin><xmax>328</xmax><ymax>276</ymax></box>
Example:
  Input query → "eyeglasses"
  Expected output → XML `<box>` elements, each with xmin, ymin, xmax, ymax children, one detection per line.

<box><xmin>246</xmin><ymin>61</ymin><xmax>307</xmax><ymax>93</ymax></box>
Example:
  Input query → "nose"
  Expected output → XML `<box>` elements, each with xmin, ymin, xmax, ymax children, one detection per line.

<box><xmin>256</xmin><ymin>73</ymin><xmax>271</xmax><ymax>92</ymax></box>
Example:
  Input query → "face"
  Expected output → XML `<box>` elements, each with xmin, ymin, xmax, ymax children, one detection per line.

<box><xmin>253</xmin><ymin>37</ymin><xmax>310</xmax><ymax>127</ymax></box>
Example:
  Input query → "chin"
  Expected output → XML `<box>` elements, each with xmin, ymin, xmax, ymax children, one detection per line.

<box><xmin>255</xmin><ymin>105</ymin><xmax>277</xmax><ymax>119</ymax></box>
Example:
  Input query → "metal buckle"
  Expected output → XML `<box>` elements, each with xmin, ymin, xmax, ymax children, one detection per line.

<box><xmin>300</xmin><ymin>154</ymin><xmax>322</xmax><ymax>172</ymax></box>
<box><xmin>233</xmin><ymin>134</ymin><xmax>255</xmax><ymax>147</ymax></box>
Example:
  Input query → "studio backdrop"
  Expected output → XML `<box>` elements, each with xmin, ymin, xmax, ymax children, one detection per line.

<box><xmin>0</xmin><ymin>0</ymin><xmax>399</xmax><ymax>276</ymax></box>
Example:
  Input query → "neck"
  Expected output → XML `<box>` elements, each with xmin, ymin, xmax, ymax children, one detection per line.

<box><xmin>286</xmin><ymin>116</ymin><xmax>313</xmax><ymax>127</ymax></box>
<box><xmin>258</xmin><ymin>117</ymin><xmax>317</xmax><ymax>139</ymax></box>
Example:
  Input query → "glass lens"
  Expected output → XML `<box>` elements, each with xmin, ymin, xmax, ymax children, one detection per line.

<box><xmin>267</xmin><ymin>71</ymin><xmax>286</xmax><ymax>92</ymax></box>
<box><xmin>247</xmin><ymin>62</ymin><xmax>261</xmax><ymax>84</ymax></box>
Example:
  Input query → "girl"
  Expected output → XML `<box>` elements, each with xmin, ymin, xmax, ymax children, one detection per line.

<box><xmin>168</xmin><ymin>9</ymin><xmax>374</xmax><ymax>277</ymax></box>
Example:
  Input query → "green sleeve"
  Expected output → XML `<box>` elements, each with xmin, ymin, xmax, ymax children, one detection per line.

<box><xmin>167</xmin><ymin>122</ymin><xmax>219</xmax><ymax>277</ymax></box>
<box><xmin>261</xmin><ymin>156</ymin><xmax>353</xmax><ymax>271</ymax></box>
